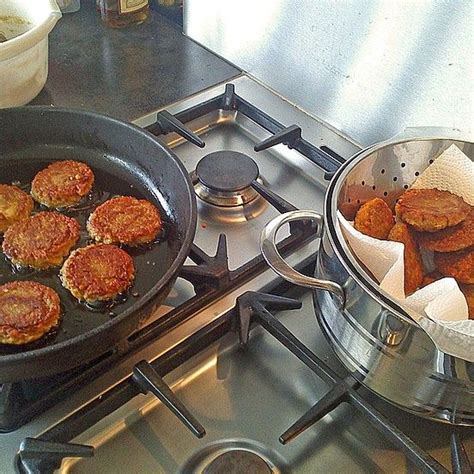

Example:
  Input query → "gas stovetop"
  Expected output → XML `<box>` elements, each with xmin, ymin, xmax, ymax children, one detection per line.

<box><xmin>2</xmin><ymin>76</ymin><xmax>472</xmax><ymax>474</ymax></box>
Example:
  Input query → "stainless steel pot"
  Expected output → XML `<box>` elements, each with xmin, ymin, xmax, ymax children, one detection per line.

<box><xmin>261</xmin><ymin>136</ymin><xmax>474</xmax><ymax>425</ymax></box>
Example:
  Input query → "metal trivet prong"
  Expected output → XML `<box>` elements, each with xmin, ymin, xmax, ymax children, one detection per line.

<box><xmin>17</xmin><ymin>439</ymin><xmax>93</xmax><ymax>474</ymax></box>
<box><xmin>235</xmin><ymin>291</ymin><xmax>461</xmax><ymax>474</ymax></box>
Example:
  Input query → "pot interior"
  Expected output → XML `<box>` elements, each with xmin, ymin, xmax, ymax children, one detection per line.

<box><xmin>336</xmin><ymin>138</ymin><xmax>473</xmax><ymax>221</ymax></box>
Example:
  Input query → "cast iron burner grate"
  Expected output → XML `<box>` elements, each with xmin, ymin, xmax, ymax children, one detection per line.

<box><xmin>193</xmin><ymin>151</ymin><xmax>261</xmax><ymax>207</ymax></box>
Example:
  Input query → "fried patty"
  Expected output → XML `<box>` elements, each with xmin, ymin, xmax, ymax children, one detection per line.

<box><xmin>395</xmin><ymin>189</ymin><xmax>470</xmax><ymax>232</ymax></box>
<box><xmin>434</xmin><ymin>247</ymin><xmax>474</xmax><ymax>284</ymax></box>
<box><xmin>87</xmin><ymin>196</ymin><xmax>161</xmax><ymax>246</ymax></box>
<box><xmin>354</xmin><ymin>198</ymin><xmax>395</xmax><ymax>240</ymax></box>
<box><xmin>460</xmin><ymin>284</ymin><xmax>474</xmax><ymax>319</ymax></box>
<box><xmin>0</xmin><ymin>281</ymin><xmax>60</xmax><ymax>345</ymax></box>
<box><xmin>60</xmin><ymin>244</ymin><xmax>135</xmax><ymax>302</ymax></box>
<box><xmin>31</xmin><ymin>160</ymin><xmax>94</xmax><ymax>208</ymax></box>
<box><xmin>0</xmin><ymin>184</ymin><xmax>33</xmax><ymax>234</ymax></box>
<box><xmin>416</xmin><ymin>208</ymin><xmax>474</xmax><ymax>253</ymax></box>
<box><xmin>388</xmin><ymin>222</ymin><xmax>425</xmax><ymax>296</ymax></box>
<box><xmin>2</xmin><ymin>212</ymin><xmax>80</xmax><ymax>269</ymax></box>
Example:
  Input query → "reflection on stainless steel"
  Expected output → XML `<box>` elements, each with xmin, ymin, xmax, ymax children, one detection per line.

<box><xmin>194</xmin><ymin>179</ymin><xmax>262</xmax><ymax>207</ymax></box>
<box><xmin>197</xmin><ymin>189</ymin><xmax>268</xmax><ymax>225</ymax></box>
<box><xmin>377</xmin><ymin>311</ymin><xmax>407</xmax><ymax>347</ymax></box>
<box><xmin>184</xmin><ymin>0</ymin><xmax>474</xmax><ymax>146</ymax></box>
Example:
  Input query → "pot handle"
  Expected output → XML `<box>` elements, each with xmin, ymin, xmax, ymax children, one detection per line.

<box><xmin>260</xmin><ymin>210</ymin><xmax>345</xmax><ymax>308</ymax></box>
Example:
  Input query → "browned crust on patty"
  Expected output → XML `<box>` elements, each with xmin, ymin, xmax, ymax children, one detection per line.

<box><xmin>416</xmin><ymin>208</ymin><xmax>474</xmax><ymax>252</ymax></box>
<box><xmin>388</xmin><ymin>222</ymin><xmax>424</xmax><ymax>295</ymax></box>
<box><xmin>87</xmin><ymin>196</ymin><xmax>162</xmax><ymax>246</ymax></box>
<box><xmin>395</xmin><ymin>189</ymin><xmax>470</xmax><ymax>232</ymax></box>
<box><xmin>0</xmin><ymin>281</ymin><xmax>60</xmax><ymax>345</ymax></box>
<box><xmin>60</xmin><ymin>244</ymin><xmax>135</xmax><ymax>302</ymax></box>
<box><xmin>460</xmin><ymin>284</ymin><xmax>474</xmax><ymax>319</ymax></box>
<box><xmin>354</xmin><ymin>198</ymin><xmax>395</xmax><ymax>240</ymax></box>
<box><xmin>2</xmin><ymin>212</ymin><xmax>80</xmax><ymax>269</ymax></box>
<box><xmin>0</xmin><ymin>184</ymin><xmax>33</xmax><ymax>234</ymax></box>
<box><xmin>31</xmin><ymin>160</ymin><xmax>94</xmax><ymax>208</ymax></box>
<box><xmin>434</xmin><ymin>248</ymin><xmax>474</xmax><ymax>284</ymax></box>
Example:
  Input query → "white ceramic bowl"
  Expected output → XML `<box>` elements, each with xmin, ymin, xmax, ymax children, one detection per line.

<box><xmin>0</xmin><ymin>0</ymin><xmax>61</xmax><ymax>108</ymax></box>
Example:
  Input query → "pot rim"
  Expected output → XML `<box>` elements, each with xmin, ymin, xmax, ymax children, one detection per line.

<box><xmin>325</xmin><ymin>135</ymin><xmax>473</xmax><ymax>329</ymax></box>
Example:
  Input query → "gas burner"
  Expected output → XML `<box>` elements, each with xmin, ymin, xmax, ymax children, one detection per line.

<box><xmin>182</xmin><ymin>441</ymin><xmax>282</xmax><ymax>474</ymax></box>
<box><xmin>194</xmin><ymin>151</ymin><xmax>261</xmax><ymax>207</ymax></box>
<box><xmin>203</xmin><ymin>450</ymin><xmax>273</xmax><ymax>474</ymax></box>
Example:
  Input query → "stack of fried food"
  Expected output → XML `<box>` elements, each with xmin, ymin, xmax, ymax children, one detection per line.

<box><xmin>354</xmin><ymin>188</ymin><xmax>473</xmax><ymax>318</ymax></box>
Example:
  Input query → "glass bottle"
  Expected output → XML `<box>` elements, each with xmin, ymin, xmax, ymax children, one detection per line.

<box><xmin>98</xmin><ymin>0</ymin><xmax>150</xmax><ymax>28</ymax></box>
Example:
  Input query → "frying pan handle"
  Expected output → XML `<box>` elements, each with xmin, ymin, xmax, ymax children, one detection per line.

<box><xmin>261</xmin><ymin>210</ymin><xmax>345</xmax><ymax>308</ymax></box>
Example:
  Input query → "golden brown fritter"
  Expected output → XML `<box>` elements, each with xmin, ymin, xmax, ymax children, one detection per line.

<box><xmin>388</xmin><ymin>222</ymin><xmax>425</xmax><ymax>296</ymax></box>
<box><xmin>87</xmin><ymin>196</ymin><xmax>161</xmax><ymax>246</ymax></box>
<box><xmin>60</xmin><ymin>244</ymin><xmax>135</xmax><ymax>302</ymax></box>
<box><xmin>0</xmin><ymin>281</ymin><xmax>60</xmax><ymax>345</ymax></box>
<box><xmin>416</xmin><ymin>208</ymin><xmax>474</xmax><ymax>253</ymax></box>
<box><xmin>0</xmin><ymin>184</ymin><xmax>33</xmax><ymax>234</ymax></box>
<box><xmin>31</xmin><ymin>160</ymin><xmax>94</xmax><ymax>208</ymax></box>
<box><xmin>395</xmin><ymin>189</ymin><xmax>470</xmax><ymax>232</ymax></box>
<box><xmin>2</xmin><ymin>212</ymin><xmax>80</xmax><ymax>269</ymax></box>
<box><xmin>354</xmin><ymin>197</ymin><xmax>395</xmax><ymax>240</ymax></box>
<box><xmin>434</xmin><ymin>247</ymin><xmax>474</xmax><ymax>284</ymax></box>
<box><xmin>460</xmin><ymin>284</ymin><xmax>474</xmax><ymax>319</ymax></box>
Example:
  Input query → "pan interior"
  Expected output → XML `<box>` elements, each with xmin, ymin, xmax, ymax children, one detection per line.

<box><xmin>0</xmin><ymin>144</ymin><xmax>181</xmax><ymax>355</ymax></box>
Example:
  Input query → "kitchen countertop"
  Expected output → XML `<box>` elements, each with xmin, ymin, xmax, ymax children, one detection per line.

<box><xmin>31</xmin><ymin>0</ymin><xmax>241</xmax><ymax>121</ymax></box>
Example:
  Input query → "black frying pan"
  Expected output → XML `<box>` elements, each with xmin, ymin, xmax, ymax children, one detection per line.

<box><xmin>0</xmin><ymin>107</ymin><xmax>196</xmax><ymax>382</ymax></box>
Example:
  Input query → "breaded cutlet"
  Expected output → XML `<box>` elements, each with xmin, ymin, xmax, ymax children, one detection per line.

<box><xmin>31</xmin><ymin>160</ymin><xmax>94</xmax><ymax>208</ymax></box>
<box><xmin>388</xmin><ymin>222</ymin><xmax>424</xmax><ymax>295</ymax></box>
<box><xmin>434</xmin><ymin>247</ymin><xmax>474</xmax><ymax>284</ymax></box>
<box><xmin>0</xmin><ymin>184</ymin><xmax>33</xmax><ymax>234</ymax></box>
<box><xmin>0</xmin><ymin>281</ymin><xmax>60</xmax><ymax>345</ymax></box>
<box><xmin>2</xmin><ymin>212</ymin><xmax>80</xmax><ymax>269</ymax></box>
<box><xmin>87</xmin><ymin>196</ymin><xmax>161</xmax><ymax>246</ymax></box>
<box><xmin>60</xmin><ymin>244</ymin><xmax>135</xmax><ymax>302</ymax></box>
<box><xmin>395</xmin><ymin>189</ymin><xmax>470</xmax><ymax>232</ymax></box>
<box><xmin>354</xmin><ymin>197</ymin><xmax>395</xmax><ymax>240</ymax></box>
<box><xmin>416</xmin><ymin>208</ymin><xmax>474</xmax><ymax>253</ymax></box>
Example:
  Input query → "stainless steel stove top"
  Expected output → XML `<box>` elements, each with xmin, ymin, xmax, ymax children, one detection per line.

<box><xmin>2</xmin><ymin>76</ymin><xmax>472</xmax><ymax>473</ymax></box>
<box><xmin>61</xmin><ymin>290</ymin><xmax>468</xmax><ymax>473</ymax></box>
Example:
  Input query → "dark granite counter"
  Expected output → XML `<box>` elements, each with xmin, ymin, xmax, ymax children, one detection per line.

<box><xmin>31</xmin><ymin>0</ymin><xmax>240</xmax><ymax>121</ymax></box>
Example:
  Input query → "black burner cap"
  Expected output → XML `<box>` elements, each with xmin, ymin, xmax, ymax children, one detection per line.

<box><xmin>204</xmin><ymin>450</ymin><xmax>272</xmax><ymax>474</ymax></box>
<box><xmin>196</xmin><ymin>151</ymin><xmax>259</xmax><ymax>192</ymax></box>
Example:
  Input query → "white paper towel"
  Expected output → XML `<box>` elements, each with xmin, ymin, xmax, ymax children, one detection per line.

<box><xmin>411</xmin><ymin>144</ymin><xmax>474</xmax><ymax>206</ymax></box>
<box><xmin>337</xmin><ymin>144</ymin><xmax>473</xmax><ymax>358</ymax></box>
